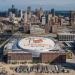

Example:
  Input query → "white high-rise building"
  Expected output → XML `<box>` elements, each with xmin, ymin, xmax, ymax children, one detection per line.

<box><xmin>12</xmin><ymin>14</ymin><xmax>15</xmax><ymax>19</ymax></box>
<box><xmin>9</xmin><ymin>12</ymin><xmax>13</xmax><ymax>21</ymax></box>
<box><xmin>28</xmin><ymin>12</ymin><xmax>32</xmax><ymax>20</ymax></box>
<box><xmin>9</xmin><ymin>12</ymin><xmax>12</xmax><ymax>18</ymax></box>
<box><xmin>20</xmin><ymin>10</ymin><xmax>23</xmax><ymax>19</ymax></box>
<box><xmin>24</xmin><ymin>11</ymin><xmax>28</xmax><ymax>24</ymax></box>
<box><xmin>48</xmin><ymin>14</ymin><xmax>52</xmax><ymax>21</ymax></box>
<box><xmin>40</xmin><ymin>7</ymin><xmax>44</xmax><ymax>18</ymax></box>
<box><xmin>9</xmin><ymin>12</ymin><xmax>15</xmax><ymax>22</ymax></box>
<box><xmin>42</xmin><ymin>16</ymin><xmax>46</xmax><ymax>25</ymax></box>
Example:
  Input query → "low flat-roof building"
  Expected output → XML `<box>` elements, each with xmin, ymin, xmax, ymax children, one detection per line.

<box><xmin>57</xmin><ymin>33</ymin><xmax>75</xmax><ymax>41</ymax></box>
<box><xmin>6</xmin><ymin>52</ymin><xmax>32</xmax><ymax>64</ymax></box>
<box><xmin>40</xmin><ymin>52</ymin><xmax>66</xmax><ymax>63</ymax></box>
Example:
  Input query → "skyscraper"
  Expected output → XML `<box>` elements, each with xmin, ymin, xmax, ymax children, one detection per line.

<box><xmin>41</xmin><ymin>15</ymin><xmax>46</xmax><ymax>25</ymax></box>
<box><xmin>51</xmin><ymin>8</ymin><xmax>55</xmax><ymax>17</ymax></box>
<box><xmin>27</xmin><ymin>6</ymin><xmax>31</xmax><ymax>14</ymax></box>
<box><xmin>24</xmin><ymin>11</ymin><xmax>28</xmax><ymax>24</ymax></box>
<box><xmin>20</xmin><ymin>10</ymin><xmax>23</xmax><ymax>19</ymax></box>
<box><xmin>39</xmin><ymin>7</ymin><xmax>44</xmax><ymax>18</ymax></box>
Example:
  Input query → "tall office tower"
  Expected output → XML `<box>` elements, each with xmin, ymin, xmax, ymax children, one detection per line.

<box><xmin>55</xmin><ymin>16</ymin><xmax>59</xmax><ymax>24</ymax></box>
<box><xmin>31</xmin><ymin>15</ymin><xmax>38</xmax><ymax>23</ymax></box>
<box><xmin>12</xmin><ymin>13</ymin><xmax>15</xmax><ymax>22</ymax></box>
<box><xmin>70</xmin><ymin>11</ymin><xmax>75</xmax><ymax>27</ymax></box>
<box><xmin>9</xmin><ymin>12</ymin><xmax>15</xmax><ymax>22</ymax></box>
<box><xmin>47</xmin><ymin>13</ymin><xmax>53</xmax><ymax>33</ymax></box>
<box><xmin>23</xmin><ymin>11</ymin><xmax>30</xmax><ymax>33</ymax></box>
<box><xmin>52</xmin><ymin>25</ymin><xmax>58</xmax><ymax>33</ymax></box>
<box><xmin>9</xmin><ymin>12</ymin><xmax>12</xmax><ymax>19</ymax></box>
<box><xmin>39</xmin><ymin>7</ymin><xmax>44</xmax><ymax>18</ymax></box>
<box><xmin>35</xmin><ymin>9</ymin><xmax>40</xmax><ymax>19</ymax></box>
<box><xmin>20</xmin><ymin>10</ymin><xmax>23</xmax><ymax>19</ymax></box>
<box><xmin>27</xmin><ymin>6</ymin><xmax>31</xmax><ymax>13</ymax></box>
<box><xmin>41</xmin><ymin>15</ymin><xmax>46</xmax><ymax>25</ymax></box>
<box><xmin>27</xmin><ymin>6</ymin><xmax>32</xmax><ymax>22</ymax></box>
<box><xmin>51</xmin><ymin>16</ymin><xmax>59</xmax><ymax>25</ymax></box>
<box><xmin>8</xmin><ymin>5</ymin><xmax>18</xmax><ymax>17</ymax></box>
<box><xmin>58</xmin><ymin>16</ymin><xmax>64</xmax><ymax>26</ymax></box>
<box><xmin>58</xmin><ymin>16</ymin><xmax>62</xmax><ymax>26</ymax></box>
<box><xmin>24</xmin><ymin>11</ymin><xmax>28</xmax><ymax>24</ymax></box>
<box><xmin>45</xmin><ymin>24</ymin><xmax>52</xmax><ymax>33</ymax></box>
<box><xmin>12</xmin><ymin>13</ymin><xmax>15</xmax><ymax>18</ymax></box>
<box><xmin>60</xmin><ymin>18</ymin><xmax>64</xmax><ymax>26</ymax></box>
<box><xmin>27</xmin><ymin>11</ymin><xmax>32</xmax><ymax>22</ymax></box>
<box><xmin>51</xmin><ymin>17</ymin><xmax>56</xmax><ymax>25</ymax></box>
<box><xmin>51</xmin><ymin>8</ymin><xmax>55</xmax><ymax>17</ymax></box>
<box><xmin>48</xmin><ymin>13</ymin><xmax>52</xmax><ymax>25</ymax></box>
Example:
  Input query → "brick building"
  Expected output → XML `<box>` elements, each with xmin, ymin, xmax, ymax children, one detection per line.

<box><xmin>40</xmin><ymin>52</ymin><xmax>66</xmax><ymax>63</ymax></box>
<box><xmin>7</xmin><ymin>52</ymin><xmax>32</xmax><ymax>64</ymax></box>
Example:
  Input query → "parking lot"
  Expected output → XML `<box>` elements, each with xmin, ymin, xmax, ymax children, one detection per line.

<box><xmin>10</xmin><ymin>64</ymin><xmax>69</xmax><ymax>74</ymax></box>
<box><xmin>0</xmin><ymin>62</ymin><xmax>74</xmax><ymax>75</ymax></box>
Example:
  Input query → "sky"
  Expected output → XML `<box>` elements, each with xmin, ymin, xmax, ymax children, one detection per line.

<box><xmin>0</xmin><ymin>0</ymin><xmax>75</xmax><ymax>11</ymax></box>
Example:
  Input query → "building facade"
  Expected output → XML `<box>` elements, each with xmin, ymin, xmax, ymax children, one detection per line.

<box><xmin>57</xmin><ymin>33</ymin><xmax>75</xmax><ymax>41</ymax></box>
<box><xmin>40</xmin><ymin>52</ymin><xmax>66</xmax><ymax>63</ymax></box>
<box><xmin>5</xmin><ymin>51</ymin><xmax>66</xmax><ymax>64</ymax></box>
<box><xmin>7</xmin><ymin>52</ymin><xmax>32</xmax><ymax>64</ymax></box>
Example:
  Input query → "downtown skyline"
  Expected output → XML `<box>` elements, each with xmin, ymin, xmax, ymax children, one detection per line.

<box><xmin>0</xmin><ymin>0</ymin><xmax>75</xmax><ymax>11</ymax></box>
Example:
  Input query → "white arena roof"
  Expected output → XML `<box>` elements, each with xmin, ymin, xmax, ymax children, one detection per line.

<box><xmin>18</xmin><ymin>37</ymin><xmax>55</xmax><ymax>57</ymax></box>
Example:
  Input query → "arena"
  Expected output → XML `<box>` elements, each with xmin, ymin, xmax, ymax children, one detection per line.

<box><xmin>4</xmin><ymin>36</ymin><xmax>66</xmax><ymax>63</ymax></box>
<box><xmin>18</xmin><ymin>37</ymin><xmax>55</xmax><ymax>57</ymax></box>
